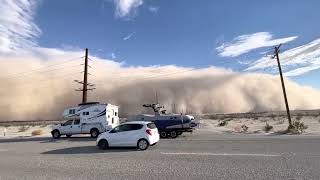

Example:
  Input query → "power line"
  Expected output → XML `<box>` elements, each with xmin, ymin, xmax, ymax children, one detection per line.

<box><xmin>3</xmin><ymin>56</ymin><xmax>83</xmax><ymax>79</ymax></box>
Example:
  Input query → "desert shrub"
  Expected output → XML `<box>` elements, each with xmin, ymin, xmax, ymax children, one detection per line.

<box><xmin>218</xmin><ymin>120</ymin><xmax>228</xmax><ymax>127</ymax></box>
<box><xmin>263</xmin><ymin>123</ymin><xmax>273</xmax><ymax>132</ymax></box>
<box><xmin>241</xmin><ymin>124</ymin><xmax>248</xmax><ymax>132</ymax></box>
<box><xmin>287</xmin><ymin>121</ymin><xmax>308</xmax><ymax>134</ymax></box>
<box><xmin>253</xmin><ymin>117</ymin><xmax>259</xmax><ymax>120</ymax></box>
<box><xmin>31</xmin><ymin>129</ymin><xmax>44</xmax><ymax>136</ymax></box>
<box><xmin>18</xmin><ymin>126</ymin><xmax>29</xmax><ymax>132</ymax></box>
<box><xmin>40</xmin><ymin>124</ymin><xmax>47</xmax><ymax>128</ymax></box>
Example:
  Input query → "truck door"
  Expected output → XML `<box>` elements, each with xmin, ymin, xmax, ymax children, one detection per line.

<box><xmin>60</xmin><ymin>120</ymin><xmax>73</xmax><ymax>135</ymax></box>
<box><xmin>71</xmin><ymin>119</ymin><xmax>81</xmax><ymax>134</ymax></box>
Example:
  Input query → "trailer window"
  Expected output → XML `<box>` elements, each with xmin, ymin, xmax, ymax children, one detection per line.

<box><xmin>115</xmin><ymin>112</ymin><xmax>117</xmax><ymax>116</ymax></box>
<box><xmin>74</xmin><ymin>119</ymin><xmax>80</xmax><ymax>125</ymax></box>
<box><xmin>112</xmin><ymin>118</ymin><xmax>114</xmax><ymax>124</ymax></box>
<box><xmin>82</xmin><ymin>112</ymin><xmax>89</xmax><ymax>116</ymax></box>
<box><xmin>69</xmin><ymin>109</ymin><xmax>75</xmax><ymax>114</ymax></box>
<box><xmin>147</xmin><ymin>123</ymin><xmax>157</xmax><ymax>129</ymax></box>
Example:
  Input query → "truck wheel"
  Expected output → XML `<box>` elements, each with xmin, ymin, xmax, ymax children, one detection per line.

<box><xmin>170</xmin><ymin>131</ymin><xmax>178</xmax><ymax>138</ymax></box>
<box><xmin>52</xmin><ymin>130</ymin><xmax>61</xmax><ymax>139</ymax></box>
<box><xmin>90</xmin><ymin>129</ymin><xmax>99</xmax><ymax>138</ymax></box>
<box><xmin>160</xmin><ymin>131</ymin><xmax>167</xmax><ymax>138</ymax></box>
<box><xmin>98</xmin><ymin>139</ymin><xmax>108</xmax><ymax>150</ymax></box>
<box><xmin>66</xmin><ymin>134</ymin><xmax>72</xmax><ymax>138</ymax></box>
<box><xmin>137</xmin><ymin>139</ymin><xmax>149</xmax><ymax>150</ymax></box>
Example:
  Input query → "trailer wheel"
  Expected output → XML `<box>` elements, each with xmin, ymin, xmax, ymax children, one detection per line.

<box><xmin>52</xmin><ymin>130</ymin><xmax>61</xmax><ymax>139</ymax></box>
<box><xmin>90</xmin><ymin>128</ymin><xmax>99</xmax><ymax>138</ymax></box>
<box><xmin>170</xmin><ymin>131</ymin><xmax>178</xmax><ymax>138</ymax></box>
<box><xmin>98</xmin><ymin>139</ymin><xmax>108</xmax><ymax>150</ymax></box>
<box><xmin>160</xmin><ymin>131</ymin><xmax>167</xmax><ymax>138</ymax></box>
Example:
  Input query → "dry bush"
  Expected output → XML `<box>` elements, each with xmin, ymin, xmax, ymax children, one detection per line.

<box><xmin>218</xmin><ymin>120</ymin><xmax>228</xmax><ymax>127</ymax></box>
<box><xmin>287</xmin><ymin>121</ymin><xmax>308</xmax><ymax>134</ymax></box>
<box><xmin>31</xmin><ymin>129</ymin><xmax>44</xmax><ymax>136</ymax></box>
<box><xmin>241</xmin><ymin>124</ymin><xmax>248</xmax><ymax>132</ymax></box>
<box><xmin>263</xmin><ymin>123</ymin><xmax>273</xmax><ymax>132</ymax></box>
<box><xmin>18</xmin><ymin>126</ymin><xmax>29</xmax><ymax>132</ymax></box>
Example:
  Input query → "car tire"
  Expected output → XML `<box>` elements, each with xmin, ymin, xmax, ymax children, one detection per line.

<box><xmin>66</xmin><ymin>134</ymin><xmax>72</xmax><ymax>138</ymax></box>
<box><xmin>160</xmin><ymin>131</ymin><xmax>167</xmax><ymax>138</ymax></box>
<box><xmin>52</xmin><ymin>130</ymin><xmax>61</xmax><ymax>139</ymax></box>
<box><xmin>90</xmin><ymin>128</ymin><xmax>99</xmax><ymax>138</ymax></box>
<box><xmin>98</xmin><ymin>139</ymin><xmax>108</xmax><ymax>150</ymax></box>
<box><xmin>137</xmin><ymin>139</ymin><xmax>149</xmax><ymax>150</ymax></box>
<box><xmin>170</xmin><ymin>131</ymin><xmax>178</xmax><ymax>138</ymax></box>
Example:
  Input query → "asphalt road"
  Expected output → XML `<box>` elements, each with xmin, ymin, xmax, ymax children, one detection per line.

<box><xmin>0</xmin><ymin>132</ymin><xmax>320</xmax><ymax>180</ymax></box>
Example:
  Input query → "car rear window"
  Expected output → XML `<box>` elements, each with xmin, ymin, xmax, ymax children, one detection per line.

<box><xmin>147</xmin><ymin>123</ymin><xmax>157</xmax><ymax>129</ymax></box>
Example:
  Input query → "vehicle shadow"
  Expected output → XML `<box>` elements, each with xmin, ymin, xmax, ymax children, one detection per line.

<box><xmin>0</xmin><ymin>136</ymin><xmax>96</xmax><ymax>144</ymax></box>
<box><xmin>42</xmin><ymin>146</ymin><xmax>138</xmax><ymax>154</ymax></box>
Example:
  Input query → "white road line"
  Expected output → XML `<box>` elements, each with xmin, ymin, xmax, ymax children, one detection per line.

<box><xmin>160</xmin><ymin>152</ymin><xmax>281</xmax><ymax>157</ymax></box>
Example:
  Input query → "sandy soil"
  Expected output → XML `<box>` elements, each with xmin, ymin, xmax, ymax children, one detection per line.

<box><xmin>1</xmin><ymin>115</ymin><xmax>319</xmax><ymax>138</ymax></box>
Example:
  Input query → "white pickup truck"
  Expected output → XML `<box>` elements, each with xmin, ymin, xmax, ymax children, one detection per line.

<box><xmin>51</xmin><ymin>102</ymin><xmax>119</xmax><ymax>138</ymax></box>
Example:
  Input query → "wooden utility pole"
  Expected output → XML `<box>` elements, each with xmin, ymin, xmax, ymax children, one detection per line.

<box><xmin>82</xmin><ymin>48</ymin><xmax>89</xmax><ymax>103</ymax></box>
<box><xmin>274</xmin><ymin>44</ymin><xmax>293</xmax><ymax>129</ymax></box>
<box><xmin>75</xmin><ymin>48</ymin><xmax>95</xmax><ymax>104</ymax></box>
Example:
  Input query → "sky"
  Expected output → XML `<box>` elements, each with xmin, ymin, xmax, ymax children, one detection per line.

<box><xmin>1</xmin><ymin>0</ymin><xmax>320</xmax><ymax>88</ymax></box>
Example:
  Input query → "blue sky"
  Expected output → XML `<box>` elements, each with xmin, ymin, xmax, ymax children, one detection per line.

<box><xmin>2</xmin><ymin>0</ymin><xmax>320</xmax><ymax>88</ymax></box>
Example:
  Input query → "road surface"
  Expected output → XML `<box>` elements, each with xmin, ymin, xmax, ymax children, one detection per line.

<box><xmin>0</xmin><ymin>132</ymin><xmax>319</xmax><ymax>180</ymax></box>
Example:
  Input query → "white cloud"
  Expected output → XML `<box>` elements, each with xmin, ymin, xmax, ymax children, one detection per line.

<box><xmin>148</xmin><ymin>6</ymin><xmax>159</xmax><ymax>13</ymax></box>
<box><xmin>246</xmin><ymin>39</ymin><xmax>320</xmax><ymax>76</ymax></box>
<box><xmin>216</xmin><ymin>32</ymin><xmax>297</xmax><ymax>57</ymax></box>
<box><xmin>123</xmin><ymin>32</ymin><xmax>135</xmax><ymax>41</ymax></box>
<box><xmin>114</xmin><ymin>0</ymin><xmax>143</xmax><ymax>18</ymax></box>
<box><xmin>0</xmin><ymin>0</ymin><xmax>41</xmax><ymax>53</ymax></box>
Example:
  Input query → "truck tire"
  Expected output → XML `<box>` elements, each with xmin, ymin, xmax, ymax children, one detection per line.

<box><xmin>98</xmin><ymin>139</ymin><xmax>108</xmax><ymax>150</ymax></box>
<box><xmin>170</xmin><ymin>131</ymin><xmax>178</xmax><ymax>138</ymax></box>
<box><xmin>137</xmin><ymin>139</ymin><xmax>149</xmax><ymax>150</ymax></box>
<box><xmin>90</xmin><ymin>128</ymin><xmax>99</xmax><ymax>138</ymax></box>
<box><xmin>160</xmin><ymin>131</ymin><xmax>167</xmax><ymax>138</ymax></box>
<box><xmin>52</xmin><ymin>130</ymin><xmax>61</xmax><ymax>139</ymax></box>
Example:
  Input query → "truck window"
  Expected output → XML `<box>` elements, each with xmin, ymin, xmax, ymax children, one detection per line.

<box><xmin>64</xmin><ymin>120</ymin><xmax>73</xmax><ymax>126</ymax></box>
<box><xmin>147</xmin><ymin>123</ymin><xmax>157</xmax><ymax>129</ymax></box>
<box><xmin>74</xmin><ymin>119</ymin><xmax>80</xmax><ymax>125</ymax></box>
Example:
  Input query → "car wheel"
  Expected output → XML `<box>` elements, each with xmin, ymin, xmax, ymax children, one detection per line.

<box><xmin>160</xmin><ymin>131</ymin><xmax>167</xmax><ymax>138</ymax></box>
<box><xmin>90</xmin><ymin>129</ymin><xmax>99</xmax><ymax>138</ymax></box>
<box><xmin>170</xmin><ymin>131</ymin><xmax>178</xmax><ymax>138</ymax></box>
<box><xmin>98</xmin><ymin>139</ymin><xmax>108</xmax><ymax>150</ymax></box>
<box><xmin>52</xmin><ymin>130</ymin><xmax>61</xmax><ymax>139</ymax></box>
<box><xmin>137</xmin><ymin>139</ymin><xmax>149</xmax><ymax>150</ymax></box>
<box><xmin>66</xmin><ymin>134</ymin><xmax>72</xmax><ymax>138</ymax></box>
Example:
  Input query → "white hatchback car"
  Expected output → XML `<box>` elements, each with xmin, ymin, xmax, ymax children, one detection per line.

<box><xmin>96</xmin><ymin>121</ymin><xmax>160</xmax><ymax>150</ymax></box>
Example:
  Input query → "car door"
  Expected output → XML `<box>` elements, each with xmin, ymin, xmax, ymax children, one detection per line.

<box><xmin>60</xmin><ymin>120</ymin><xmax>73</xmax><ymax>134</ymax></box>
<box><xmin>71</xmin><ymin>119</ymin><xmax>81</xmax><ymax>134</ymax></box>
<box><xmin>126</xmin><ymin>124</ymin><xmax>144</xmax><ymax>146</ymax></box>
<box><xmin>107</xmin><ymin>124</ymin><xmax>131</xmax><ymax>147</ymax></box>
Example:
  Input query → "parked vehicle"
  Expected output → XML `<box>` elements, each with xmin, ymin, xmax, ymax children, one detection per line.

<box><xmin>128</xmin><ymin>103</ymin><xmax>196</xmax><ymax>138</ymax></box>
<box><xmin>96</xmin><ymin>121</ymin><xmax>159</xmax><ymax>150</ymax></box>
<box><xmin>51</xmin><ymin>102</ymin><xmax>119</xmax><ymax>138</ymax></box>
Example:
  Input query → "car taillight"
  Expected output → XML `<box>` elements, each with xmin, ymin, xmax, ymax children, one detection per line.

<box><xmin>146</xmin><ymin>129</ymin><xmax>152</xmax><ymax>136</ymax></box>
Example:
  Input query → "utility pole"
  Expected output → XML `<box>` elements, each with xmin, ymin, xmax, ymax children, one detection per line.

<box><xmin>273</xmin><ymin>44</ymin><xmax>293</xmax><ymax>129</ymax></box>
<box><xmin>75</xmin><ymin>48</ymin><xmax>95</xmax><ymax>104</ymax></box>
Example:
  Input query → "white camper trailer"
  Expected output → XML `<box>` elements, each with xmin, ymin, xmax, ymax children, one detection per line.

<box><xmin>51</xmin><ymin>102</ymin><xmax>119</xmax><ymax>138</ymax></box>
